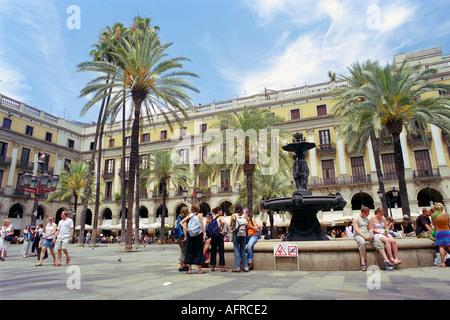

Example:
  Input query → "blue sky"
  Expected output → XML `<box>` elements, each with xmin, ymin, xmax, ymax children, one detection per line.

<box><xmin>0</xmin><ymin>0</ymin><xmax>449</xmax><ymax>123</ymax></box>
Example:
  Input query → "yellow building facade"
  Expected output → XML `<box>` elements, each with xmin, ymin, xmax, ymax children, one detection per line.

<box><xmin>1</xmin><ymin>46</ymin><xmax>450</xmax><ymax>236</ymax></box>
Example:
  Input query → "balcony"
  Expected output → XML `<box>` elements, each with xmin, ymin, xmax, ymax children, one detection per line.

<box><xmin>442</xmin><ymin>131</ymin><xmax>450</xmax><ymax>145</ymax></box>
<box><xmin>218</xmin><ymin>186</ymin><xmax>233</xmax><ymax>193</ymax></box>
<box><xmin>0</xmin><ymin>155</ymin><xmax>11</xmax><ymax>166</ymax></box>
<box><xmin>16</xmin><ymin>160</ymin><xmax>34</xmax><ymax>171</ymax></box>
<box><xmin>316</xmin><ymin>143</ymin><xmax>336</xmax><ymax>157</ymax></box>
<box><xmin>102</xmin><ymin>171</ymin><xmax>115</xmax><ymax>179</ymax></box>
<box><xmin>413</xmin><ymin>169</ymin><xmax>441</xmax><ymax>180</ymax></box>
<box><xmin>407</xmin><ymin>132</ymin><xmax>432</xmax><ymax>147</ymax></box>
<box><xmin>308</xmin><ymin>174</ymin><xmax>371</xmax><ymax>188</ymax></box>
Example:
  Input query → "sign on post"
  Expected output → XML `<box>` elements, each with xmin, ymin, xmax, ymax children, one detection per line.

<box><xmin>273</xmin><ymin>243</ymin><xmax>299</xmax><ymax>270</ymax></box>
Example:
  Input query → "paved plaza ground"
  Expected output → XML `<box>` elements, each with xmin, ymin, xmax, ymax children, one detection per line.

<box><xmin>1</xmin><ymin>242</ymin><xmax>449</xmax><ymax>305</ymax></box>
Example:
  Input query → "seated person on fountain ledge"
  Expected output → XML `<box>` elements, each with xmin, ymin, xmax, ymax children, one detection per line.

<box><xmin>353</xmin><ymin>206</ymin><xmax>395</xmax><ymax>271</ymax></box>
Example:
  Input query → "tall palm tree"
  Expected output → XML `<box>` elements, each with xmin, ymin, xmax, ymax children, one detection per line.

<box><xmin>77</xmin><ymin>30</ymin><xmax>199</xmax><ymax>251</ymax></box>
<box><xmin>46</xmin><ymin>161</ymin><xmax>95</xmax><ymax>239</ymax></box>
<box><xmin>212</xmin><ymin>106</ymin><xmax>290</xmax><ymax>215</ymax></box>
<box><xmin>332</xmin><ymin>60</ymin><xmax>390</xmax><ymax>215</ymax></box>
<box><xmin>336</xmin><ymin>61</ymin><xmax>450</xmax><ymax>216</ymax></box>
<box><xmin>142</xmin><ymin>150</ymin><xmax>192</xmax><ymax>242</ymax></box>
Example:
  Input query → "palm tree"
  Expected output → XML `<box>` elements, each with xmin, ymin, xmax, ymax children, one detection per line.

<box><xmin>46</xmin><ymin>161</ymin><xmax>95</xmax><ymax>240</ymax></box>
<box><xmin>335</xmin><ymin>61</ymin><xmax>450</xmax><ymax>217</ymax></box>
<box><xmin>142</xmin><ymin>150</ymin><xmax>192</xmax><ymax>242</ymax></box>
<box><xmin>77</xmin><ymin>30</ymin><xmax>199</xmax><ymax>251</ymax></box>
<box><xmin>332</xmin><ymin>60</ymin><xmax>390</xmax><ymax>215</ymax></box>
<box><xmin>212</xmin><ymin>106</ymin><xmax>290</xmax><ymax>215</ymax></box>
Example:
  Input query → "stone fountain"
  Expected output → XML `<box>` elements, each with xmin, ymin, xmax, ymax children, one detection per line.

<box><xmin>260</xmin><ymin>132</ymin><xmax>346</xmax><ymax>241</ymax></box>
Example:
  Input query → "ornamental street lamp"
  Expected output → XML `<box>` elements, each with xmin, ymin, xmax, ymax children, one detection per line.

<box><xmin>19</xmin><ymin>153</ymin><xmax>59</xmax><ymax>228</ymax></box>
<box><xmin>182</xmin><ymin>188</ymin><xmax>202</xmax><ymax>204</ymax></box>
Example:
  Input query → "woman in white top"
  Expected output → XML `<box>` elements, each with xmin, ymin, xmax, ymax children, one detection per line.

<box><xmin>369</xmin><ymin>208</ymin><xmax>401</xmax><ymax>265</ymax></box>
<box><xmin>35</xmin><ymin>216</ymin><xmax>57</xmax><ymax>266</ymax></box>
<box><xmin>1</xmin><ymin>219</ymin><xmax>14</xmax><ymax>261</ymax></box>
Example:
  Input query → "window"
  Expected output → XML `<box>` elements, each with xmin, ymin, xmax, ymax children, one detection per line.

<box><xmin>64</xmin><ymin>159</ymin><xmax>72</xmax><ymax>171</ymax></box>
<box><xmin>45</xmin><ymin>132</ymin><xmax>53</xmax><ymax>142</ymax></box>
<box><xmin>0</xmin><ymin>141</ymin><xmax>8</xmax><ymax>159</ymax></box>
<box><xmin>199</xmin><ymin>146</ymin><xmax>207</xmax><ymax>163</ymax></box>
<box><xmin>317</xmin><ymin>104</ymin><xmax>327</xmax><ymax>116</ymax></box>
<box><xmin>124</xmin><ymin>157</ymin><xmax>130</xmax><ymax>172</ymax></box>
<box><xmin>381</xmin><ymin>153</ymin><xmax>396</xmax><ymax>180</ymax></box>
<box><xmin>160</xmin><ymin>130</ymin><xmax>167</xmax><ymax>140</ymax></box>
<box><xmin>322</xmin><ymin>159</ymin><xmax>336</xmax><ymax>185</ymax></box>
<box><xmin>414</xmin><ymin>150</ymin><xmax>432</xmax><ymax>177</ymax></box>
<box><xmin>104</xmin><ymin>159</ymin><xmax>114</xmax><ymax>174</ymax></box>
<box><xmin>178</xmin><ymin>149</ymin><xmax>189</xmax><ymax>164</ymax></box>
<box><xmin>319</xmin><ymin>129</ymin><xmax>331</xmax><ymax>147</ymax></box>
<box><xmin>125</xmin><ymin>136</ymin><xmax>131</xmax><ymax>146</ymax></box>
<box><xmin>290</xmin><ymin>109</ymin><xmax>300</xmax><ymax>120</ymax></box>
<box><xmin>141</xmin><ymin>133</ymin><xmax>150</xmax><ymax>143</ymax></box>
<box><xmin>90</xmin><ymin>142</ymin><xmax>95</xmax><ymax>150</ymax></box>
<box><xmin>20</xmin><ymin>147</ymin><xmax>31</xmax><ymax>164</ymax></box>
<box><xmin>200</xmin><ymin>123</ymin><xmax>207</xmax><ymax>134</ymax></box>
<box><xmin>140</xmin><ymin>154</ymin><xmax>150</xmax><ymax>169</ymax></box>
<box><xmin>221</xmin><ymin>170</ymin><xmax>231</xmax><ymax>192</ymax></box>
<box><xmin>25</xmin><ymin>125</ymin><xmax>34</xmax><ymax>136</ymax></box>
<box><xmin>67</xmin><ymin>139</ymin><xmax>75</xmax><ymax>149</ymax></box>
<box><xmin>2</xmin><ymin>118</ymin><xmax>12</xmax><ymax>129</ymax></box>
<box><xmin>351</xmin><ymin>156</ymin><xmax>366</xmax><ymax>182</ymax></box>
<box><xmin>179</xmin><ymin>127</ymin><xmax>187</xmax><ymax>137</ymax></box>
<box><xmin>109</xmin><ymin>139</ymin><xmax>115</xmax><ymax>148</ymax></box>
<box><xmin>105</xmin><ymin>181</ymin><xmax>113</xmax><ymax>200</ymax></box>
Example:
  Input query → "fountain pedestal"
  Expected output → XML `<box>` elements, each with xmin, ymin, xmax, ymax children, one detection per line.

<box><xmin>260</xmin><ymin>132</ymin><xmax>346</xmax><ymax>241</ymax></box>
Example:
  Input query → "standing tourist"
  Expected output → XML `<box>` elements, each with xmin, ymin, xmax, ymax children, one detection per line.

<box><xmin>35</xmin><ymin>216</ymin><xmax>57</xmax><ymax>266</ymax></box>
<box><xmin>353</xmin><ymin>206</ymin><xmax>394</xmax><ymax>271</ymax></box>
<box><xmin>208</xmin><ymin>206</ymin><xmax>227</xmax><ymax>272</ymax></box>
<box><xmin>0</xmin><ymin>219</ymin><xmax>14</xmax><ymax>261</ymax></box>
<box><xmin>53</xmin><ymin>210</ymin><xmax>73</xmax><ymax>266</ymax></box>
<box><xmin>21</xmin><ymin>225</ymin><xmax>33</xmax><ymax>258</ymax></box>
<box><xmin>230</xmin><ymin>204</ymin><xmax>249</xmax><ymax>272</ymax></box>
<box><xmin>181</xmin><ymin>204</ymin><xmax>206</xmax><ymax>274</ymax></box>
<box><xmin>431</xmin><ymin>203</ymin><xmax>450</xmax><ymax>267</ymax></box>
<box><xmin>245</xmin><ymin>208</ymin><xmax>259</xmax><ymax>270</ymax></box>
<box><xmin>173</xmin><ymin>206</ymin><xmax>189</xmax><ymax>272</ymax></box>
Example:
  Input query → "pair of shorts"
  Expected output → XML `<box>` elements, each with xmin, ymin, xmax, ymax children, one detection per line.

<box><xmin>42</xmin><ymin>238</ymin><xmax>55</xmax><ymax>248</ymax></box>
<box><xmin>55</xmin><ymin>236</ymin><xmax>70</xmax><ymax>250</ymax></box>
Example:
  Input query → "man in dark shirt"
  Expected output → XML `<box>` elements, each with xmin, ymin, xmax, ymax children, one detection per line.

<box><xmin>415</xmin><ymin>207</ymin><xmax>434</xmax><ymax>240</ymax></box>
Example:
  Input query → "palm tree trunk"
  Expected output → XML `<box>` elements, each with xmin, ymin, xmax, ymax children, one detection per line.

<box><xmin>392</xmin><ymin>133</ymin><xmax>411</xmax><ymax>217</ymax></box>
<box><xmin>369</xmin><ymin>132</ymin><xmax>389</xmax><ymax>216</ymax></box>
<box><xmin>134</xmin><ymin>159</ymin><xmax>140</xmax><ymax>249</ymax></box>
<box><xmin>126</xmin><ymin>101</ymin><xmax>142</xmax><ymax>251</ymax></box>
<box><xmin>161</xmin><ymin>181</ymin><xmax>167</xmax><ymax>243</ymax></box>
<box><xmin>72</xmin><ymin>195</ymin><xmax>78</xmax><ymax>243</ymax></box>
<box><xmin>121</xmin><ymin>99</ymin><xmax>126</xmax><ymax>244</ymax></box>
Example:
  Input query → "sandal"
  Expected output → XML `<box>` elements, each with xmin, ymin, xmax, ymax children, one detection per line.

<box><xmin>438</xmin><ymin>263</ymin><xmax>446</xmax><ymax>268</ymax></box>
<box><xmin>221</xmin><ymin>268</ymin><xmax>228</xmax><ymax>272</ymax></box>
<box><xmin>384</xmin><ymin>262</ymin><xmax>394</xmax><ymax>270</ymax></box>
<box><xmin>361</xmin><ymin>264</ymin><xmax>367</xmax><ymax>271</ymax></box>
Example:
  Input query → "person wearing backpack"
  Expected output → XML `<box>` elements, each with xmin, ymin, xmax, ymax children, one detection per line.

<box><xmin>174</xmin><ymin>206</ymin><xmax>189</xmax><ymax>272</ymax></box>
<box><xmin>180</xmin><ymin>204</ymin><xmax>206</xmax><ymax>274</ymax></box>
<box><xmin>208</xmin><ymin>207</ymin><xmax>227</xmax><ymax>272</ymax></box>
<box><xmin>230</xmin><ymin>204</ymin><xmax>249</xmax><ymax>272</ymax></box>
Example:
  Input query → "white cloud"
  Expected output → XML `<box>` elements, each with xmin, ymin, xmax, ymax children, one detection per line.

<box><xmin>226</xmin><ymin>0</ymin><xmax>419</xmax><ymax>96</ymax></box>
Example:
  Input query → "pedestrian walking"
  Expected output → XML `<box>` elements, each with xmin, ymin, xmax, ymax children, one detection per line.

<box><xmin>53</xmin><ymin>210</ymin><xmax>73</xmax><ymax>266</ymax></box>
<box><xmin>35</xmin><ymin>216</ymin><xmax>57</xmax><ymax>266</ymax></box>
<box><xmin>1</xmin><ymin>219</ymin><xmax>14</xmax><ymax>261</ymax></box>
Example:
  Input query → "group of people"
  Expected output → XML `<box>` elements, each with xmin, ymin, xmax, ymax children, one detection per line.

<box><xmin>0</xmin><ymin>210</ymin><xmax>74</xmax><ymax>267</ymax></box>
<box><xmin>172</xmin><ymin>203</ymin><xmax>260</xmax><ymax>274</ymax></box>
<box><xmin>351</xmin><ymin>203</ymin><xmax>450</xmax><ymax>270</ymax></box>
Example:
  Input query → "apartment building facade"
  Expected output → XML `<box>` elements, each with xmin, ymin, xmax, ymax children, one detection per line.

<box><xmin>1</xmin><ymin>46</ymin><xmax>449</xmax><ymax>236</ymax></box>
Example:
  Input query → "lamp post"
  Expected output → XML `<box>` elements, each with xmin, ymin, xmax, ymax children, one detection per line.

<box><xmin>19</xmin><ymin>154</ymin><xmax>59</xmax><ymax>228</ymax></box>
<box><xmin>182</xmin><ymin>188</ymin><xmax>202</xmax><ymax>204</ymax></box>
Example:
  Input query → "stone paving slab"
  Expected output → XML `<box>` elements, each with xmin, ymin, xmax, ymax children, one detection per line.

<box><xmin>1</xmin><ymin>243</ymin><xmax>450</xmax><ymax>304</ymax></box>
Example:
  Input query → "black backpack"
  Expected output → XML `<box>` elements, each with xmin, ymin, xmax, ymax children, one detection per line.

<box><xmin>205</xmin><ymin>216</ymin><xmax>220</xmax><ymax>237</ymax></box>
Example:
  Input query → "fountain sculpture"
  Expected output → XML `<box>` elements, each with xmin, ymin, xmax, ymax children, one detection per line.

<box><xmin>260</xmin><ymin>132</ymin><xmax>347</xmax><ymax>241</ymax></box>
